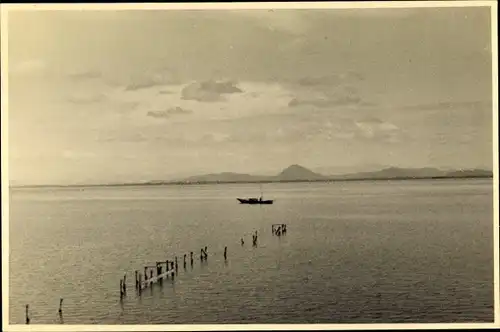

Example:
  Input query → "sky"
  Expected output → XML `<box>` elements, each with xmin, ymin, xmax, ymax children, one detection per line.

<box><xmin>5</xmin><ymin>4</ymin><xmax>495</xmax><ymax>185</ymax></box>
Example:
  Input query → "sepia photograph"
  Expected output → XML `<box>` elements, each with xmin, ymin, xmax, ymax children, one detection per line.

<box><xmin>1</xmin><ymin>1</ymin><xmax>498</xmax><ymax>330</ymax></box>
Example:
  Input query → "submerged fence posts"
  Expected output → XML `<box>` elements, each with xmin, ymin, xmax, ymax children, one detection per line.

<box><xmin>272</xmin><ymin>224</ymin><xmax>287</xmax><ymax>236</ymax></box>
<box><xmin>127</xmin><ymin>239</ymin><xmax>258</xmax><ymax>300</ymax></box>
<box><xmin>25</xmin><ymin>304</ymin><xmax>29</xmax><ymax>324</ymax></box>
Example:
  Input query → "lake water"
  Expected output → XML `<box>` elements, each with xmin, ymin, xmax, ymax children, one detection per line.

<box><xmin>8</xmin><ymin>179</ymin><xmax>495</xmax><ymax>324</ymax></box>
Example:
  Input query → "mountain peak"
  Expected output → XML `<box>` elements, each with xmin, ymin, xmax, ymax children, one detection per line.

<box><xmin>277</xmin><ymin>164</ymin><xmax>325</xmax><ymax>180</ymax></box>
<box><xmin>283</xmin><ymin>164</ymin><xmax>309</xmax><ymax>171</ymax></box>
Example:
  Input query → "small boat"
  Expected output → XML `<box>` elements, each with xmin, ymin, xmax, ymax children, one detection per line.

<box><xmin>237</xmin><ymin>184</ymin><xmax>273</xmax><ymax>204</ymax></box>
<box><xmin>237</xmin><ymin>197</ymin><xmax>274</xmax><ymax>205</ymax></box>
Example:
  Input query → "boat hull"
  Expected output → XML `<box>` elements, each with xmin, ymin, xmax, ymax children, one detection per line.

<box><xmin>237</xmin><ymin>198</ymin><xmax>274</xmax><ymax>205</ymax></box>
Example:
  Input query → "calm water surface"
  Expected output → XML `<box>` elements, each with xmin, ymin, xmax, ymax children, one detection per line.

<box><xmin>9</xmin><ymin>179</ymin><xmax>494</xmax><ymax>324</ymax></box>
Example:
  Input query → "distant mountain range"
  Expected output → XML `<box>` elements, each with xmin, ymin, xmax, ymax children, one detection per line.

<box><xmin>11</xmin><ymin>164</ymin><xmax>493</xmax><ymax>188</ymax></box>
<box><xmin>174</xmin><ymin>164</ymin><xmax>493</xmax><ymax>184</ymax></box>
<box><xmin>179</xmin><ymin>164</ymin><xmax>325</xmax><ymax>183</ymax></box>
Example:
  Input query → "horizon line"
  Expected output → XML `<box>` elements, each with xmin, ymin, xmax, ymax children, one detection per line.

<box><xmin>9</xmin><ymin>174</ymin><xmax>494</xmax><ymax>190</ymax></box>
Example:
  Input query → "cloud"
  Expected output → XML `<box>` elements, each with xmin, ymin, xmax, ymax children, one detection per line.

<box><xmin>288</xmin><ymin>95</ymin><xmax>363</xmax><ymax>108</ymax></box>
<box><xmin>147</xmin><ymin>111</ymin><xmax>170</xmax><ymax>119</ymax></box>
<box><xmin>285</xmin><ymin>72</ymin><xmax>371</xmax><ymax>109</ymax></box>
<box><xmin>126</xmin><ymin>80</ymin><xmax>163</xmax><ymax>91</ymax></box>
<box><xmin>402</xmin><ymin>100</ymin><xmax>492</xmax><ymax>112</ymax></box>
<box><xmin>181</xmin><ymin>80</ymin><xmax>243</xmax><ymax>102</ymax></box>
<box><xmin>296</xmin><ymin>73</ymin><xmax>364</xmax><ymax>87</ymax></box>
<box><xmin>124</xmin><ymin>69</ymin><xmax>180</xmax><ymax>91</ymax></box>
<box><xmin>354</xmin><ymin>118</ymin><xmax>401</xmax><ymax>143</ymax></box>
<box><xmin>147</xmin><ymin>106</ymin><xmax>193</xmax><ymax>119</ymax></box>
<box><xmin>167</xmin><ymin>106</ymin><xmax>193</xmax><ymax>115</ymax></box>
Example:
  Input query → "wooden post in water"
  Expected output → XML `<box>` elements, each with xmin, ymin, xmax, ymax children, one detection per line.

<box><xmin>224</xmin><ymin>246</ymin><xmax>227</xmax><ymax>260</ymax></box>
<box><xmin>120</xmin><ymin>279</ymin><xmax>123</xmax><ymax>298</ymax></box>
<box><xmin>190</xmin><ymin>251</ymin><xmax>194</xmax><ymax>266</ymax></box>
<box><xmin>123</xmin><ymin>274</ymin><xmax>127</xmax><ymax>294</ymax></box>
<box><xmin>138</xmin><ymin>273</ymin><xmax>142</xmax><ymax>294</ymax></box>
<box><xmin>135</xmin><ymin>270</ymin><xmax>139</xmax><ymax>289</ymax></box>
<box><xmin>175</xmin><ymin>256</ymin><xmax>178</xmax><ymax>272</ymax></box>
<box><xmin>144</xmin><ymin>267</ymin><xmax>148</xmax><ymax>282</ymax></box>
<box><xmin>200</xmin><ymin>247</ymin><xmax>208</xmax><ymax>260</ymax></box>
<box><xmin>183</xmin><ymin>254</ymin><xmax>187</xmax><ymax>269</ymax></box>
<box><xmin>58</xmin><ymin>298</ymin><xmax>64</xmax><ymax>324</ymax></box>
<box><xmin>272</xmin><ymin>224</ymin><xmax>275</xmax><ymax>234</ymax></box>
<box><xmin>25</xmin><ymin>304</ymin><xmax>30</xmax><ymax>324</ymax></box>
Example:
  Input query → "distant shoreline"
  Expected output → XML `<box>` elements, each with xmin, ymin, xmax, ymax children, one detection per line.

<box><xmin>9</xmin><ymin>175</ymin><xmax>493</xmax><ymax>190</ymax></box>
